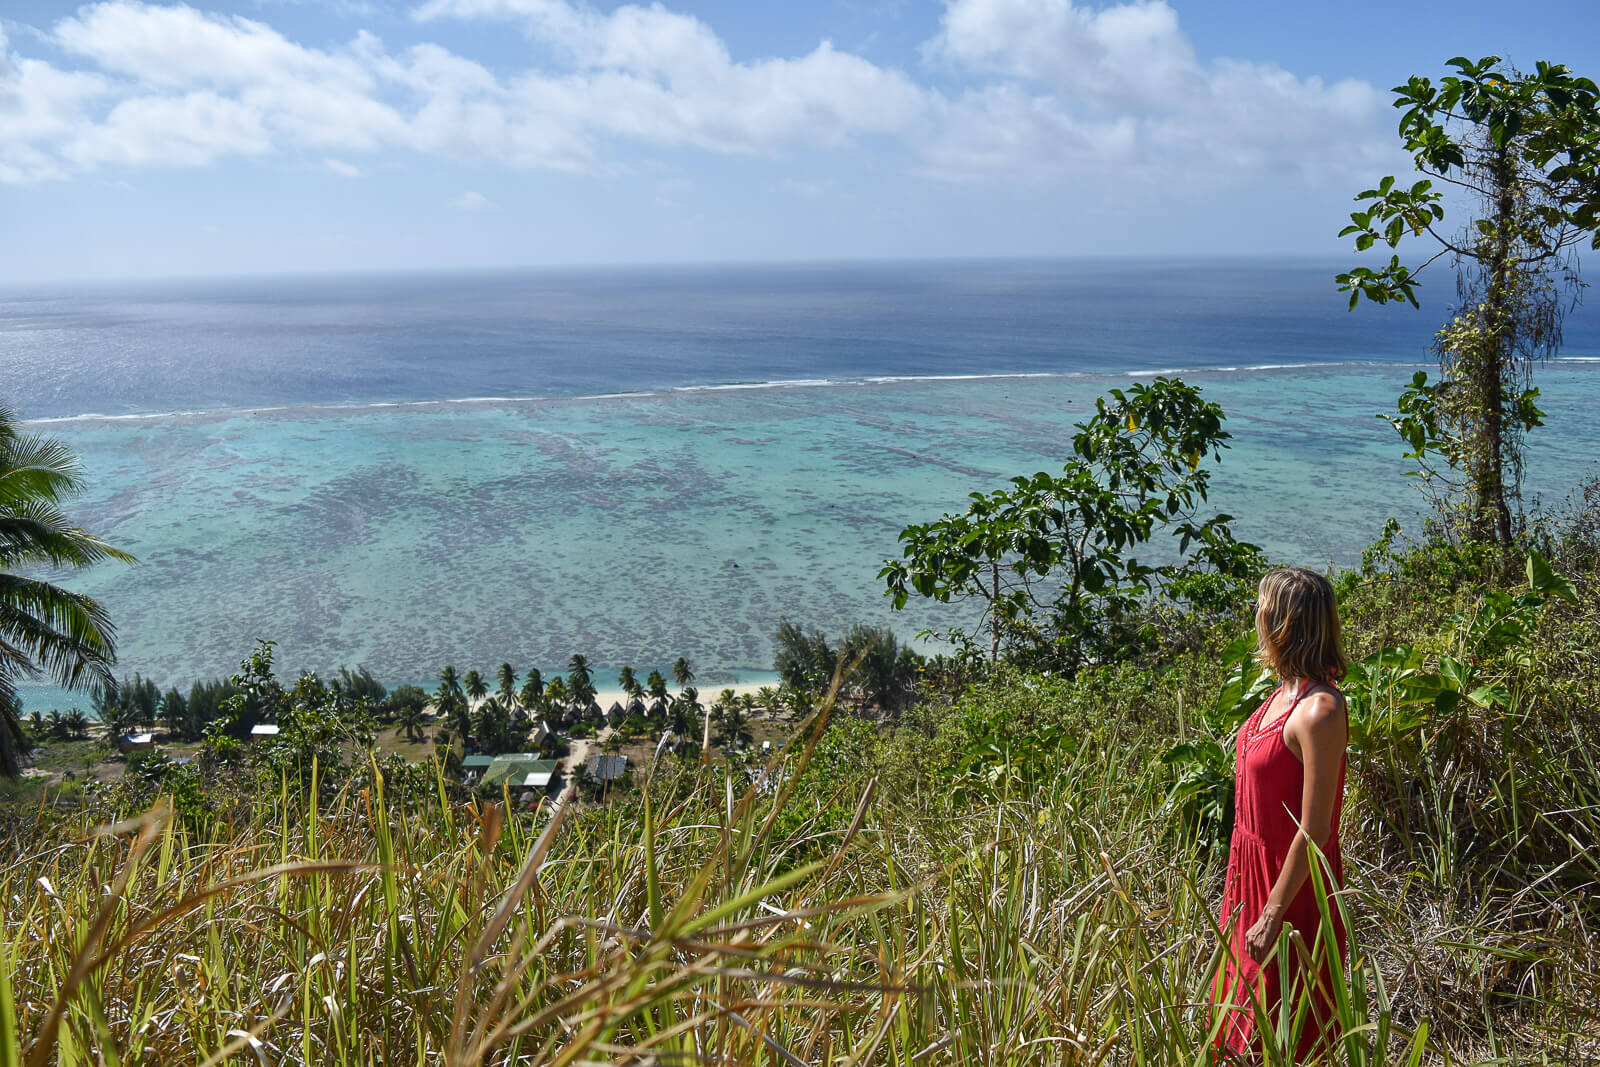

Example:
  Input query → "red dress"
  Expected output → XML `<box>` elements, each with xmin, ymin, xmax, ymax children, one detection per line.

<box><xmin>1215</xmin><ymin>680</ymin><xmax>1347</xmax><ymax>1061</ymax></box>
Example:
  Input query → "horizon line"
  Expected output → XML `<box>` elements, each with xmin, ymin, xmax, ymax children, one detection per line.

<box><xmin>1</xmin><ymin>251</ymin><xmax>1361</xmax><ymax>292</ymax></box>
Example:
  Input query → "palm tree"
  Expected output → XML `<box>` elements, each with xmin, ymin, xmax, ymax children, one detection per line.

<box><xmin>544</xmin><ymin>676</ymin><xmax>569</xmax><ymax>714</ymax></box>
<box><xmin>668</xmin><ymin>686</ymin><xmax>702</xmax><ymax>746</ymax></box>
<box><xmin>647</xmin><ymin>670</ymin><xmax>668</xmax><ymax>703</ymax></box>
<box><xmin>567</xmin><ymin>654</ymin><xmax>596</xmax><ymax>707</ymax></box>
<box><xmin>715</xmin><ymin>703</ymin><xmax>753</xmax><ymax>751</ymax></box>
<box><xmin>464</xmin><ymin>669</ymin><xmax>488</xmax><ymax>706</ymax></box>
<box><xmin>0</xmin><ymin>408</ymin><xmax>135</xmax><ymax>777</ymax></box>
<box><xmin>436</xmin><ymin>665</ymin><xmax>462</xmax><ymax>704</ymax></box>
<box><xmin>618</xmin><ymin>666</ymin><xmax>636</xmax><ymax>699</ymax></box>
<box><xmin>63</xmin><ymin>708</ymin><xmax>90</xmax><ymax>740</ymax></box>
<box><xmin>519</xmin><ymin>668</ymin><xmax>544</xmax><ymax>710</ymax></box>
<box><xmin>672</xmin><ymin>657</ymin><xmax>694</xmax><ymax>689</ymax></box>
<box><xmin>398</xmin><ymin>702</ymin><xmax>425</xmax><ymax>743</ymax></box>
<box><xmin>497</xmin><ymin>663</ymin><xmax>517</xmax><ymax>704</ymax></box>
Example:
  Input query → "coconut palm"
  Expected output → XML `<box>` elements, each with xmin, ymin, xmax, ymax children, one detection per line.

<box><xmin>398</xmin><ymin>702</ymin><xmax>425</xmax><ymax>743</ymax></box>
<box><xmin>497</xmin><ymin>663</ymin><xmax>517</xmax><ymax>704</ymax></box>
<box><xmin>715</xmin><ymin>703</ymin><xmax>753</xmax><ymax>751</ymax></box>
<box><xmin>567</xmin><ymin>654</ymin><xmax>596</xmax><ymax>707</ymax></box>
<box><xmin>617</xmin><ymin>666</ymin><xmax>636</xmax><ymax>699</ymax></box>
<box><xmin>436</xmin><ymin>665</ymin><xmax>462</xmax><ymax>704</ymax></box>
<box><xmin>544</xmin><ymin>676</ymin><xmax>569</xmax><ymax>705</ymax></box>
<box><xmin>519</xmin><ymin>668</ymin><xmax>544</xmax><ymax>711</ymax></box>
<box><xmin>668</xmin><ymin>686</ymin><xmax>702</xmax><ymax>746</ymax></box>
<box><xmin>672</xmin><ymin>657</ymin><xmax>694</xmax><ymax>689</ymax></box>
<box><xmin>62</xmin><ymin>708</ymin><xmax>90</xmax><ymax>740</ymax></box>
<box><xmin>647</xmin><ymin>670</ymin><xmax>668</xmax><ymax>703</ymax></box>
<box><xmin>0</xmin><ymin>408</ymin><xmax>135</xmax><ymax>777</ymax></box>
<box><xmin>463</xmin><ymin>669</ymin><xmax>488</xmax><ymax>706</ymax></box>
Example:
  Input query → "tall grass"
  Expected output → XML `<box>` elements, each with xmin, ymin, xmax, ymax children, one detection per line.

<box><xmin>1</xmin><ymin>713</ymin><xmax>1478</xmax><ymax>1066</ymax></box>
<box><xmin>5</xmin><ymin>555</ymin><xmax>1600</xmax><ymax>1064</ymax></box>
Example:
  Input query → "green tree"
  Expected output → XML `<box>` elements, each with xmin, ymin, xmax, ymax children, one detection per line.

<box><xmin>474</xmin><ymin>695</ymin><xmax>525</xmax><ymax>754</ymax></box>
<box><xmin>435</xmin><ymin>665</ymin><xmax>469</xmax><ymax>749</ymax></box>
<box><xmin>668</xmin><ymin>686</ymin><xmax>702</xmax><ymax>748</ymax></box>
<box><xmin>646</xmin><ymin>670</ymin><xmax>668</xmax><ymax>703</ymax></box>
<box><xmin>774</xmin><ymin>621</ymin><xmax>837</xmax><ymax>715</ymax></box>
<box><xmin>838</xmin><ymin>624</ymin><xmax>916</xmax><ymax>712</ymax></box>
<box><xmin>617</xmin><ymin>666</ymin><xmax>637</xmax><ymax>699</ymax></box>
<box><xmin>567</xmin><ymin>654</ymin><xmax>596</xmax><ymax>707</ymax></box>
<box><xmin>249</xmin><ymin>664</ymin><xmax>376</xmax><ymax>786</ymax></box>
<box><xmin>333</xmin><ymin>665</ymin><xmax>386</xmax><ymax>710</ymax></box>
<box><xmin>881</xmin><ymin>378</ymin><xmax>1262</xmax><ymax>671</ymax></box>
<box><xmin>1337</xmin><ymin>56</ymin><xmax>1600</xmax><ymax>546</ymax></box>
<box><xmin>463</xmin><ymin>668</ymin><xmax>488</xmax><ymax>705</ymax></box>
<box><xmin>159</xmin><ymin>687</ymin><xmax>188</xmax><ymax>739</ymax></box>
<box><xmin>519</xmin><ymin>668</ymin><xmax>544</xmax><ymax>710</ymax></box>
<box><xmin>714</xmin><ymin>702</ymin><xmax>753</xmax><ymax>751</ymax></box>
<box><xmin>186</xmin><ymin>678</ymin><xmax>238</xmax><ymax>738</ymax></box>
<box><xmin>496</xmin><ymin>662</ymin><xmax>517</xmax><ymax>704</ymax></box>
<box><xmin>62</xmin><ymin>707</ymin><xmax>89</xmax><ymax>740</ymax></box>
<box><xmin>385</xmin><ymin>684</ymin><xmax>429</xmax><ymax>742</ymax></box>
<box><xmin>397</xmin><ymin>701</ymin><xmax>426</xmax><ymax>743</ymax></box>
<box><xmin>436</xmin><ymin>664</ymin><xmax>462</xmax><ymax>703</ymax></box>
<box><xmin>672</xmin><ymin>657</ymin><xmax>694</xmax><ymax>688</ymax></box>
<box><xmin>0</xmin><ymin>406</ymin><xmax>136</xmax><ymax>776</ymax></box>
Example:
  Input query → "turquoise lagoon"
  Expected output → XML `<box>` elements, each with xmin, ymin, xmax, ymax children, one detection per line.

<box><xmin>21</xmin><ymin>359</ymin><xmax>1600</xmax><ymax>708</ymax></box>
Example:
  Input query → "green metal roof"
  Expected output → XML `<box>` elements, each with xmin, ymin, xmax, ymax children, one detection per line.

<box><xmin>481</xmin><ymin>756</ymin><xmax>558</xmax><ymax>789</ymax></box>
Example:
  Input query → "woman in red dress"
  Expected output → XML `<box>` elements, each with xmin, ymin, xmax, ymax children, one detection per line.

<box><xmin>1215</xmin><ymin>567</ymin><xmax>1350</xmax><ymax>1061</ymax></box>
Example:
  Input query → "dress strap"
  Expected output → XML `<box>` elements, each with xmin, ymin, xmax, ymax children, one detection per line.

<box><xmin>1258</xmin><ymin>678</ymin><xmax>1313</xmax><ymax>736</ymax></box>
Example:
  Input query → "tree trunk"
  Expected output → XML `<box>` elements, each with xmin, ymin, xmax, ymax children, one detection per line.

<box><xmin>1478</xmin><ymin>142</ymin><xmax>1516</xmax><ymax>546</ymax></box>
<box><xmin>990</xmin><ymin>560</ymin><xmax>1001</xmax><ymax>665</ymax></box>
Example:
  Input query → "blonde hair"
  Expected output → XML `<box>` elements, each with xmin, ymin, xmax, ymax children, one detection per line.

<box><xmin>1255</xmin><ymin>568</ymin><xmax>1348</xmax><ymax>684</ymax></box>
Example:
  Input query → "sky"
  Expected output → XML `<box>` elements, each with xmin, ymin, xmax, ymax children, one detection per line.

<box><xmin>0</xmin><ymin>0</ymin><xmax>1596</xmax><ymax>282</ymax></box>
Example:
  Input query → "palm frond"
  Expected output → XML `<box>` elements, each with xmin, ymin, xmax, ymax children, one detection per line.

<box><xmin>0</xmin><ymin>429</ymin><xmax>88</xmax><ymax>506</ymax></box>
<box><xmin>0</xmin><ymin>500</ymin><xmax>138</xmax><ymax>569</ymax></box>
<box><xmin>0</xmin><ymin>576</ymin><xmax>119</xmax><ymax>691</ymax></box>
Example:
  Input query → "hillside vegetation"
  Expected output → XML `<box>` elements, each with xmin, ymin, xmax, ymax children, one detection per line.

<box><xmin>3</xmin><ymin>514</ymin><xmax>1599</xmax><ymax>1065</ymax></box>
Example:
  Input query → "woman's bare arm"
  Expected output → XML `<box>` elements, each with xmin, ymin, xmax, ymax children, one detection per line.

<box><xmin>1244</xmin><ymin>690</ymin><xmax>1347</xmax><ymax>963</ymax></box>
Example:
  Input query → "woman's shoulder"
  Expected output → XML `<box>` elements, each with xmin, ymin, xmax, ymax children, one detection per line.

<box><xmin>1294</xmin><ymin>682</ymin><xmax>1347</xmax><ymax>730</ymax></box>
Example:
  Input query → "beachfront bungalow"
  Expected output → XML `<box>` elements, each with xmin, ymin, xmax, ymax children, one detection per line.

<box><xmin>605</xmin><ymin>701</ymin><xmax>626</xmax><ymax>727</ymax></box>
<box><xmin>584</xmin><ymin>700</ymin><xmax>604</xmax><ymax>724</ymax></box>
<box><xmin>118</xmin><ymin>732</ymin><xmax>155</xmax><ymax>754</ymax></box>
<box><xmin>627</xmin><ymin>697</ymin><xmax>647</xmax><ymax>719</ymax></box>
<box><xmin>530</xmin><ymin>720</ymin><xmax>556</xmax><ymax>747</ymax></box>
<box><xmin>584</xmin><ymin>754</ymin><xmax>629</xmax><ymax>784</ymax></box>
<box><xmin>647</xmin><ymin>698</ymin><xmax>669</xmax><ymax>720</ymax></box>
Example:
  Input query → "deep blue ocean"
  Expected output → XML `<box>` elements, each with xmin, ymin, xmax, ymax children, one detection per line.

<box><xmin>5</xmin><ymin>259</ymin><xmax>1598</xmax><ymax>707</ymax></box>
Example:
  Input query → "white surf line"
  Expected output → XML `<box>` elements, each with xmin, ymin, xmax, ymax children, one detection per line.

<box><xmin>30</xmin><ymin>357</ymin><xmax>1597</xmax><ymax>427</ymax></box>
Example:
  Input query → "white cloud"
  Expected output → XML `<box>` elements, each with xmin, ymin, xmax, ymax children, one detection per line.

<box><xmin>0</xmin><ymin>0</ymin><xmax>1391</xmax><ymax>191</ymax></box>
<box><xmin>922</xmin><ymin>0</ymin><xmax>1390</xmax><ymax>182</ymax></box>
<box><xmin>452</xmin><ymin>189</ymin><xmax>490</xmax><ymax>209</ymax></box>
<box><xmin>413</xmin><ymin>0</ymin><xmax>929</xmax><ymax>154</ymax></box>
<box><xmin>65</xmin><ymin>90</ymin><xmax>272</xmax><ymax>167</ymax></box>
<box><xmin>324</xmin><ymin>157</ymin><xmax>362</xmax><ymax>176</ymax></box>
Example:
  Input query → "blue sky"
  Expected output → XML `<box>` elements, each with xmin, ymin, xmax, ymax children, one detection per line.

<box><xmin>0</xmin><ymin>0</ymin><xmax>1595</xmax><ymax>282</ymax></box>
